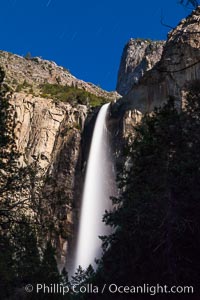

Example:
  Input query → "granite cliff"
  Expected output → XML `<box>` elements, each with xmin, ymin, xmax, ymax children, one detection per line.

<box><xmin>116</xmin><ymin>39</ymin><xmax>164</xmax><ymax>96</ymax></box>
<box><xmin>111</xmin><ymin>7</ymin><xmax>200</xmax><ymax>181</ymax></box>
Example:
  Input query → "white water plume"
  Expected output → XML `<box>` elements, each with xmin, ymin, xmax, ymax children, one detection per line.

<box><xmin>73</xmin><ymin>103</ymin><xmax>116</xmax><ymax>273</ymax></box>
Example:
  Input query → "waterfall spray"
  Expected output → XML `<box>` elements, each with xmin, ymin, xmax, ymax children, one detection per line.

<box><xmin>73</xmin><ymin>103</ymin><xmax>116</xmax><ymax>273</ymax></box>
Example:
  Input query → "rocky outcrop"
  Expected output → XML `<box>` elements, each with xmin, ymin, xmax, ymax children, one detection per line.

<box><xmin>116</xmin><ymin>39</ymin><xmax>164</xmax><ymax>96</ymax></box>
<box><xmin>118</xmin><ymin>7</ymin><xmax>200</xmax><ymax>113</ymax></box>
<box><xmin>12</xmin><ymin>92</ymin><xmax>87</xmax><ymax>170</ymax></box>
<box><xmin>0</xmin><ymin>51</ymin><xmax>119</xmax><ymax>100</ymax></box>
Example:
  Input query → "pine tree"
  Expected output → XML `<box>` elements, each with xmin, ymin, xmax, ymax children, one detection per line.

<box><xmin>0</xmin><ymin>234</ymin><xmax>15</xmax><ymax>299</ymax></box>
<box><xmin>12</xmin><ymin>217</ymin><xmax>41</xmax><ymax>286</ymax></box>
<box><xmin>39</xmin><ymin>241</ymin><xmax>60</xmax><ymax>284</ymax></box>
<box><xmin>70</xmin><ymin>265</ymin><xmax>95</xmax><ymax>299</ymax></box>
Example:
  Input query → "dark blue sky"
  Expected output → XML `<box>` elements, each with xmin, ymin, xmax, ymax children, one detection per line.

<box><xmin>1</xmin><ymin>0</ymin><xmax>191</xmax><ymax>91</ymax></box>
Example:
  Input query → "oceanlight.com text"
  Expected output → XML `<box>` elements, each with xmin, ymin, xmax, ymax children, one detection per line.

<box><xmin>25</xmin><ymin>283</ymin><xmax>194</xmax><ymax>296</ymax></box>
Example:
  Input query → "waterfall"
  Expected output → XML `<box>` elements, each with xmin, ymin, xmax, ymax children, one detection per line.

<box><xmin>73</xmin><ymin>103</ymin><xmax>115</xmax><ymax>273</ymax></box>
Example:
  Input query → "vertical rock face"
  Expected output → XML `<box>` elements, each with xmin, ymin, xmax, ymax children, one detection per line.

<box><xmin>114</xmin><ymin>39</ymin><xmax>164</xmax><ymax>164</ymax></box>
<box><xmin>12</xmin><ymin>93</ymin><xmax>87</xmax><ymax>172</ymax></box>
<box><xmin>4</xmin><ymin>91</ymin><xmax>88</xmax><ymax>269</ymax></box>
<box><xmin>118</xmin><ymin>7</ymin><xmax>200</xmax><ymax>113</ymax></box>
<box><xmin>116</xmin><ymin>39</ymin><xmax>164</xmax><ymax>96</ymax></box>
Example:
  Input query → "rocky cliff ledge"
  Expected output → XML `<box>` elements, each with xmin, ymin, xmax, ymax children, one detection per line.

<box><xmin>116</xmin><ymin>39</ymin><xmax>164</xmax><ymax>96</ymax></box>
<box><xmin>0</xmin><ymin>51</ymin><xmax>118</xmax><ymax>100</ymax></box>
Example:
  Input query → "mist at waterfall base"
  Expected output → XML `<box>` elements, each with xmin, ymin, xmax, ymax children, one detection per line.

<box><xmin>72</xmin><ymin>103</ymin><xmax>116</xmax><ymax>274</ymax></box>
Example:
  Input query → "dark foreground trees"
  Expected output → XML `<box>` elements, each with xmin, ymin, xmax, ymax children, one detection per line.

<box><xmin>0</xmin><ymin>83</ymin><xmax>65</xmax><ymax>299</ymax></box>
<box><xmin>0</xmin><ymin>217</ymin><xmax>65</xmax><ymax>300</ymax></box>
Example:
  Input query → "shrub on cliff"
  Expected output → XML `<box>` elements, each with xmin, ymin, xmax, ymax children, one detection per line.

<box><xmin>39</xmin><ymin>83</ymin><xmax>108</xmax><ymax>107</ymax></box>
